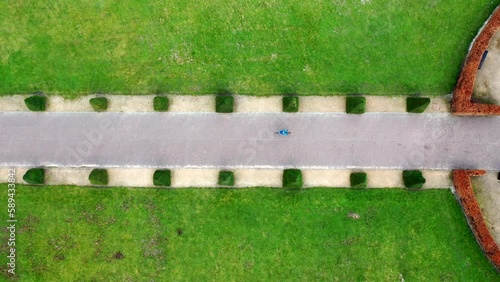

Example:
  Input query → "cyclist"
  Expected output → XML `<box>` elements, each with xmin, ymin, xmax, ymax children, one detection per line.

<box><xmin>275</xmin><ymin>129</ymin><xmax>291</xmax><ymax>136</ymax></box>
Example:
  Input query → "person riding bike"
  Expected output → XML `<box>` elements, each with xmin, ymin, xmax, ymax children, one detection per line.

<box><xmin>275</xmin><ymin>129</ymin><xmax>291</xmax><ymax>136</ymax></box>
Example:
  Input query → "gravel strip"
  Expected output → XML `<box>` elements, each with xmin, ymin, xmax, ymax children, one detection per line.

<box><xmin>0</xmin><ymin>167</ymin><xmax>452</xmax><ymax>189</ymax></box>
<box><xmin>0</xmin><ymin>94</ymin><xmax>450</xmax><ymax>113</ymax></box>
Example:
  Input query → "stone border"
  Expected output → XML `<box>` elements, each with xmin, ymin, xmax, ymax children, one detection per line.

<box><xmin>452</xmin><ymin>6</ymin><xmax>500</xmax><ymax>115</ymax></box>
<box><xmin>0</xmin><ymin>167</ymin><xmax>452</xmax><ymax>189</ymax></box>
<box><xmin>452</xmin><ymin>170</ymin><xmax>500</xmax><ymax>271</ymax></box>
<box><xmin>0</xmin><ymin>94</ymin><xmax>449</xmax><ymax>113</ymax></box>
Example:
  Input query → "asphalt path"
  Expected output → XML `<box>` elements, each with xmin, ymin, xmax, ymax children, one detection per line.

<box><xmin>0</xmin><ymin>112</ymin><xmax>499</xmax><ymax>169</ymax></box>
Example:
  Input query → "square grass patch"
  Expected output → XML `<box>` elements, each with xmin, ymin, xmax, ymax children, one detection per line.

<box><xmin>153</xmin><ymin>170</ymin><xmax>171</xmax><ymax>187</ymax></box>
<box><xmin>350</xmin><ymin>172</ymin><xmax>367</xmax><ymax>189</ymax></box>
<box><xmin>89</xmin><ymin>169</ymin><xmax>109</xmax><ymax>186</ymax></box>
<box><xmin>406</xmin><ymin>97</ymin><xmax>431</xmax><ymax>113</ymax></box>
<box><xmin>283</xmin><ymin>169</ymin><xmax>303</xmax><ymax>189</ymax></box>
<box><xmin>218</xmin><ymin>171</ymin><xmax>235</xmax><ymax>186</ymax></box>
<box><xmin>283</xmin><ymin>96</ymin><xmax>299</xmax><ymax>112</ymax></box>
<box><xmin>403</xmin><ymin>170</ymin><xmax>426</xmax><ymax>189</ymax></box>
<box><xmin>23</xmin><ymin>168</ymin><xmax>45</xmax><ymax>184</ymax></box>
<box><xmin>24</xmin><ymin>96</ymin><xmax>46</xmax><ymax>112</ymax></box>
<box><xmin>216</xmin><ymin>95</ymin><xmax>234</xmax><ymax>113</ymax></box>
<box><xmin>89</xmin><ymin>97</ymin><xmax>108</xmax><ymax>112</ymax></box>
<box><xmin>153</xmin><ymin>96</ymin><xmax>169</xmax><ymax>112</ymax></box>
<box><xmin>346</xmin><ymin>96</ymin><xmax>366</xmax><ymax>114</ymax></box>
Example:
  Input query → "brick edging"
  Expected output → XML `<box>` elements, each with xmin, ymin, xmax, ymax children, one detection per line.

<box><xmin>452</xmin><ymin>170</ymin><xmax>500</xmax><ymax>271</ymax></box>
<box><xmin>452</xmin><ymin>6</ymin><xmax>500</xmax><ymax>115</ymax></box>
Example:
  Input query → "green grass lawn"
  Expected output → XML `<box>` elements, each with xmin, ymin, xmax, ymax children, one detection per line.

<box><xmin>1</xmin><ymin>1</ymin><xmax>498</xmax><ymax>97</ymax></box>
<box><xmin>0</xmin><ymin>185</ymin><xmax>498</xmax><ymax>281</ymax></box>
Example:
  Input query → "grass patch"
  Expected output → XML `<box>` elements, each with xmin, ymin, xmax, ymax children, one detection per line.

<box><xmin>282</xmin><ymin>96</ymin><xmax>299</xmax><ymax>112</ymax></box>
<box><xmin>153</xmin><ymin>96</ymin><xmax>169</xmax><ymax>112</ymax></box>
<box><xmin>0</xmin><ymin>185</ymin><xmax>498</xmax><ymax>280</ymax></box>
<box><xmin>283</xmin><ymin>169</ymin><xmax>302</xmax><ymax>189</ymax></box>
<box><xmin>403</xmin><ymin>170</ymin><xmax>426</xmax><ymax>189</ymax></box>
<box><xmin>24</xmin><ymin>95</ymin><xmax>46</xmax><ymax>111</ymax></box>
<box><xmin>350</xmin><ymin>172</ymin><xmax>367</xmax><ymax>188</ymax></box>
<box><xmin>406</xmin><ymin>97</ymin><xmax>431</xmax><ymax>113</ymax></box>
<box><xmin>215</xmin><ymin>95</ymin><xmax>234</xmax><ymax>113</ymax></box>
<box><xmin>22</xmin><ymin>168</ymin><xmax>45</xmax><ymax>184</ymax></box>
<box><xmin>346</xmin><ymin>96</ymin><xmax>366</xmax><ymax>114</ymax></box>
<box><xmin>218</xmin><ymin>171</ymin><xmax>235</xmax><ymax>186</ymax></box>
<box><xmin>153</xmin><ymin>170</ymin><xmax>171</xmax><ymax>187</ymax></box>
<box><xmin>89</xmin><ymin>97</ymin><xmax>108</xmax><ymax>112</ymax></box>
<box><xmin>89</xmin><ymin>169</ymin><xmax>109</xmax><ymax>186</ymax></box>
<box><xmin>4</xmin><ymin>1</ymin><xmax>497</xmax><ymax>97</ymax></box>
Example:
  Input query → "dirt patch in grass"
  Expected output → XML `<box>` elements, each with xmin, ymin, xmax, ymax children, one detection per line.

<box><xmin>452</xmin><ymin>7</ymin><xmax>500</xmax><ymax>115</ymax></box>
<box><xmin>453</xmin><ymin>170</ymin><xmax>500</xmax><ymax>271</ymax></box>
<box><xmin>473</xmin><ymin>30</ymin><xmax>500</xmax><ymax>104</ymax></box>
<box><xmin>114</xmin><ymin>251</ymin><xmax>124</xmax><ymax>260</ymax></box>
<box><xmin>471</xmin><ymin>172</ymin><xmax>500</xmax><ymax>248</ymax></box>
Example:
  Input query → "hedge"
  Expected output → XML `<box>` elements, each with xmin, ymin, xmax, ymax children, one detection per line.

<box><xmin>153</xmin><ymin>96</ymin><xmax>169</xmax><ymax>112</ymax></box>
<box><xmin>406</xmin><ymin>97</ymin><xmax>430</xmax><ymax>113</ymax></box>
<box><xmin>283</xmin><ymin>96</ymin><xmax>299</xmax><ymax>112</ymax></box>
<box><xmin>216</xmin><ymin>95</ymin><xmax>234</xmax><ymax>113</ymax></box>
<box><xmin>153</xmin><ymin>170</ymin><xmax>171</xmax><ymax>186</ymax></box>
<box><xmin>346</xmin><ymin>96</ymin><xmax>366</xmax><ymax>114</ymax></box>
<box><xmin>403</xmin><ymin>170</ymin><xmax>426</xmax><ymax>189</ymax></box>
<box><xmin>89</xmin><ymin>97</ymin><xmax>108</xmax><ymax>112</ymax></box>
<box><xmin>350</xmin><ymin>172</ymin><xmax>367</xmax><ymax>188</ymax></box>
<box><xmin>23</xmin><ymin>168</ymin><xmax>45</xmax><ymax>184</ymax></box>
<box><xmin>89</xmin><ymin>169</ymin><xmax>109</xmax><ymax>186</ymax></box>
<box><xmin>283</xmin><ymin>169</ymin><xmax>303</xmax><ymax>189</ymax></box>
<box><xmin>218</xmin><ymin>171</ymin><xmax>235</xmax><ymax>186</ymax></box>
<box><xmin>24</xmin><ymin>95</ymin><xmax>46</xmax><ymax>112</ymax></box>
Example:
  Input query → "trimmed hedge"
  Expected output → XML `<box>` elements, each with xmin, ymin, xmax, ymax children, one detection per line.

<box><xmin>283</xmin><ymin>169</ymin><xmax>303</xmax><ymax>189</ymax></box>
<box><xmin>346</xmin><ymin>96</ymin><xmax>366</xmax><ymax>114</ymax></box>
<box><xmin>283</xmin><ymin>96</ymin><xmax>299</xmax><ymax>112</ymax></box>
<box><xmin>154</xmin><ymin>96</ymin><xmax>169</xmax><ymax>112</ymax></box>
<box><xmin>350</xmin><ymin>172</ymin><xmax>367</xmax><ymax>188</ymax></box>
<box><xmin>218</xmin><ymin>171</ymin><xmax>235</xmax><ymax>186</ymax></box>
<box><xmin>153</xmin><ymin>169</ymin><xmax>171</xmax><ymax>186</ymax></box>
<box><xmin>89</xmin><ymin>169</ymin><xmax>109</xmax><ymax>186</ymax></box>
<box><xmin>23</xmin><ymin>168</ymin><xmax>45</xmax><ymax>184</ymax></box>
<box><xmin>90</xmin><ymin>97</ymin><xmax>108</xmax><ymax>112</ymax></box>
<box><xmin>406</xmin><ymin>97</ymin><xmax>430</xmax><ymax>113</ymax></box>
<box><xmin>24</xmin><ymin>95</ymin><xmax>46</xmax><ymax>112</ymax></box>
<box><xmin>403</xmin><ymin>170</ymin><xmax>426</xmax><ymax>189</ymax></box>
<box><xmin>216</xmin><ymin>95</ymin><xmax>234</xmax><ymax>113</ymax></box>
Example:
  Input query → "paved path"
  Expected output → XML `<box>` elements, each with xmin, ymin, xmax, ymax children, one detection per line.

<box><xmin>0</xmin><ymin>112</ymin><xmax>499</xmax><ymax>169</ymax></box>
